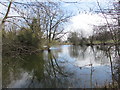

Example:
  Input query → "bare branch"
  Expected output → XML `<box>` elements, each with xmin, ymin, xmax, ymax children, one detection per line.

<box><xmin>1</xmin><ymin>1</ymin><xmax>12</xmax><ymax>24</ymax></box>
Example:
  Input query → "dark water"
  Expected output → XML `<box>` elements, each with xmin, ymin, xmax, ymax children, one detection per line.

<box><xmin>2</xmin><ymin>45</ymin><xmax>120</xmax><ymax>88</ymax></box>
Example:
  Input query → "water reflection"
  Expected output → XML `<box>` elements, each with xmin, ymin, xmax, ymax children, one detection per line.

<box><xmin>3</xmin><ymin>52</ymin><xmax>45</xmax><ymax>88</ymax></box>
<box><xmin>96</xmin><ymin>45</ymin><xmax>120</xmax><ymax>88</ymax></box>
<box><xmin>2</xmin><ymin>45</ymin><xmax>120</xmax><ymax>88</ymax></box>
<box><xmin>68</xmin><ymin>45</ymin><xmax>110</xmax><ymax>66</ymax></box>
<box><xmin>69</xmin><ymin>45</ymin><xmax>88</xmax><ymax>59</ymax></box>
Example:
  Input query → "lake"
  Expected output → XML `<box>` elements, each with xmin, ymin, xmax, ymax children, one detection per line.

<box><xmin>2</xmin><ymin>45</ymin><xmax>120</xmax><ymax>88</ymax></box>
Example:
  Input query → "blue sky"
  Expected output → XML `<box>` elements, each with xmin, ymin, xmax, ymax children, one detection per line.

<box><xmin>0</xmin><ymin>0</ymin><xmax>117</xmax><ymax>39</ymax></box>
<box><xmin>59</xmin><ymin>0</ymin><xmax>117</xmax><ymax>38</ymax></box>
<box><xmin>0</xmin><ymin>0</ymin><xmax>114</xmax><ymax>15</ymax></box>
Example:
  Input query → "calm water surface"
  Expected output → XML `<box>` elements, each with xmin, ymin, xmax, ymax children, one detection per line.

<box><xmin>3</xmin><ymin>45</ymin><xmax>115</xmax><ymax>88</ymax></box>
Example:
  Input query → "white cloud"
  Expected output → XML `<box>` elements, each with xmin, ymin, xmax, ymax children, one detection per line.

<box><xmin>64</xmin><ymin>12</ymin><xmax>116</xmax><ymax>37</ymax></box>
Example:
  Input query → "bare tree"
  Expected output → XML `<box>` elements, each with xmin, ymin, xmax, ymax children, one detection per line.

<box><xmin>1</xmin><ymin>1</ymin><xmax>72</xmax><ymax>50</ymax></box>
<box><xmin>96</xmin><ymin>0</ymin><xmax>120</xmax><ymax>45</ymax></box>
<box><xmin>34</xmin><ymin>2</ymin><xmax>71</xmax><ymax>45</ymax></box>
<box><xmin>1</xmin><ymin>0</ymin><xmax>13</xmax><ymax>25</ymax></box>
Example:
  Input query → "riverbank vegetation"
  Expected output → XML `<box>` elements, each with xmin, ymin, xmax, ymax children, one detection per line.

<box><xmin>1</xmin><ymin>1</ymin><xmax>71</xmax><ymax>56</ymax></box>
<box><xmin>1</xmin><ymin>0</ymin><xmax>120</xmax><ymax>54</ymax></box>
<box><xmin>1</xmin><ymin>0</ymin><xmax>120</xmax><ymax>89</ymax></box>
<box><xmin>67</xmin><ymin>26</ymin><xmax>120</xmax><ymax>46</ymax></box>
<box><xmin>67</xmin><ymin>1</ymin><xmax>120</xmax><ymax>46</ymax></box>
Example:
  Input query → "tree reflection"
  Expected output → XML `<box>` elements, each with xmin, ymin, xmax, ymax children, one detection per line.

<box><xmin>3</xmin><ymin>45</ymin><xmax>120</xmax><ymax>88</ymax></box>
<box><xmin>3</xmin><ymin>49</ymin><xmax>70</xmax><ymax>88</ymax></box>
<box><xmin>41</xmin><ymin>50</ymin><xmax>70</xmax><ymax>88</ymax></box>
<box><xmin>114</xmin><ymin>45</ymin><xmax>120</xmax><ymax>88</ymax></box>
<box><xmin>2</xmin><ymin>55</ymin><xmax>24</xmax><ymax>88</ymax></box>
<box><xmin>68</xmin><ymin>45</ymin><xmax>79</xmax><ymax>58</ymax></box>
<box><xmin>96</xmin><ymin>45</ymin><xmax>120</xmax><ymax>88</ymax></box>
<box><xmin>68</xmin><ymin>45</ymin><xmax>88</xmax><ymax>59</ymax></box>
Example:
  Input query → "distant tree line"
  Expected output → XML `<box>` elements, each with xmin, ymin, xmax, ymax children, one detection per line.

<box><xmin>67</xmin><ymin>0</ymin><xmax>120</xmax><ymax>46</ymax></box>
<box><xmin>67</xmin><ymin>25</ymin><xmax>120</xmax><ymax>46</ymax></box>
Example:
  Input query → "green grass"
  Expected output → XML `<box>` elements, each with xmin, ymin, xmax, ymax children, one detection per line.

<box><xmin>92</xmin><ymin>40</ymin><xmax>119</xmax><ymax>45</ymax></box>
